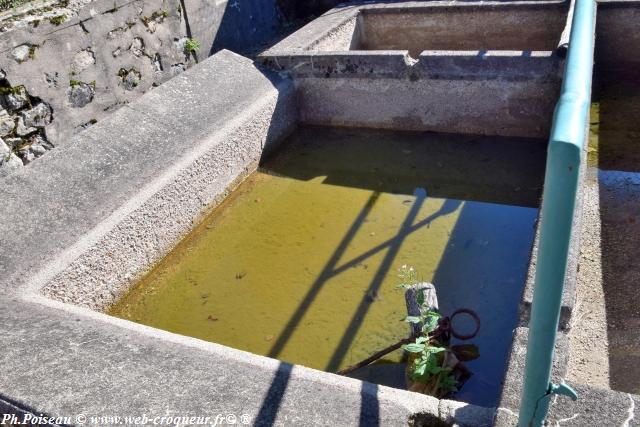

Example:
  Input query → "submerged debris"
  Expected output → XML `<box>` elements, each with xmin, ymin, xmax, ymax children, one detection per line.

<box><xmin>337</xmin><ymin>267</ymin><xmax>480</xmax><ymax>400</ymax></box>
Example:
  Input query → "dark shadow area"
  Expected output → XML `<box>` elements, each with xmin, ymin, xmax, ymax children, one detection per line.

<box><xmin>277</xmin><ymin>0</ymin><xmax>343</xmax><ymax>21</ymax></box>
<box><xmin>180</xmin><ymin>0</ymin><xmax>284</xmax><ymax>58</ymax></box>
<box><xmin>591</xmin><ymin>65</ymin><xmax>640</xmax><ymax>173</ymax></box>
<box><xmin>593</xmin><ymin>50</ymin><xmax>640</xmax><ymax>392</ymax></box>
<box><xmin>261</xmin><ymin>126</ymin><xmax>546</xmax><ymax>207</ymax></box>
<box><xmin>359</xmin><ymin>382</ymin><xmax>380</xmax><ymax>427</ymax></box>
<box><xmin>207</xmin><ymin>0</ymin><xmax>281</xmax><ymax>56</ymax></box>
<box><xmin>408</xmin><ymin>412</ymin><xmax>452</xmax><ymax>427</ymax></box>
<box><xmin>430</xmin><ymin>200</ymin><xmax>538</xmax><ymax>407</ymax></box>
<box><xmin>255</xmin><ymin>362</ymin><xmax>294</xmax><ymax>427</ymax></box>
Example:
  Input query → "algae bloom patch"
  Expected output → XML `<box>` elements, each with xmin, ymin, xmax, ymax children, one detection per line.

<box><xmin>109</xmin><ymin>126</ymin><xmax>545</xmax><ymax>407</ymax></box>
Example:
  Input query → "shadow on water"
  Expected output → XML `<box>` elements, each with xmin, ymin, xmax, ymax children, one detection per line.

<box><xmin>430</xmin><ymin>201</ymin><xmax>538</xmax><ymax>407</ymax></box>
<box><xmin>325</xmin><ymin>189</ymin><xmax>427</xmax><ymax>371</ymax></box>
<box><xmin>592</xmin><ymin>62</ymin><xmax>640</xmax><ymax>393</ymax></box>
<box><xmin>262</xmin><ymin>127</ymin><xmax>545</xmax><ymax>405</ymax></box>
<box><xmin>262</xmin><ymin>127</ymin><xmax>546</xmax><ymax>208</ymax></box>
<box><xmin>267</xmin><ymin>187</ymin><xmax>462</xmax><ymax>369</ymax></box>
<box><xmin>267</xmin><ymin>191</ymin><xmax>383</xmax><ymax>359</ymax></box>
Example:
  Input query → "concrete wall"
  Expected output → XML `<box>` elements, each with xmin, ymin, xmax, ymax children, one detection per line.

<box><xmin>182</xmin><ymin>0</ymin><xmax>282</xmax><ymax>57</ymax></box>
<box><xmin>260</xmin><ymin>1</ymin><xmax>567</xmax><ymax>139</ymax></box>
<box><xmin>357</xmin><ymin>4</ymin><xmax>568</xmax><ymax>58</ymax></box>
<box><xmin>0</xmin><ymin>0</ymin><xmax>191</xmax><ymax>176</ymax></box>
<box><xmin>295</xmin><ymin>63</ymin><xmax>561</xmax><ymax>138</ymax></box>
<box><xmin>595</xmin><ymin>1</ymin><xmax>640</xmax><ymax>68</ymax></box>
<box><xmin>38</xmin><ymin>50</ymin><xmax>297</xmax><ymax>311</ymax></box>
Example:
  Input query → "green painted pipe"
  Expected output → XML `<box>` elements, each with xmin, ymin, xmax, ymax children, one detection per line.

<box><xmin>517</xmin><ymin>0</ymin><xmax>595</xmax><ymax>425</ymax></box>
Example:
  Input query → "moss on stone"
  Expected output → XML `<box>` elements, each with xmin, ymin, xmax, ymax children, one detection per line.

<box><xmin>49</xmin><ymin>14</ymin><xmax>67</xmax><ymax>26</ymax></box>
<box><xmin>0</xmin><ymin>84</ymin><xmax>25</xmax><ymax>95</ymax></box>
<box><xmin>28</xmin><ymin>44</ymin><xmax>37</xmax><ymax>60</ymax></box>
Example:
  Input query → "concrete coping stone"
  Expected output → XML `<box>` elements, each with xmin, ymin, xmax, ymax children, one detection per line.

<box><xmin>260</xmin><ymin>49</ymin><xmax>564</xmax><ymax>81</ymax></box>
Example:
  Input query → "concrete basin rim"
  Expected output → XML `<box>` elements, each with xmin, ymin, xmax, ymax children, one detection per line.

<box><xmin>22</xmin><ymin>290</ymin><xmax>446</xmax><ymax>416</ymax></box>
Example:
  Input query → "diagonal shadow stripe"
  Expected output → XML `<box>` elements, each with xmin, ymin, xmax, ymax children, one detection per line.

<box><xmin>268</xmin><ymin>191</ymin><xmax>381</xmax><ymax>358</ymax></box>
<box><xmin>325</xmin><ymin>189</ymin><xmax>427</xmax><ymax>372</ymax></box>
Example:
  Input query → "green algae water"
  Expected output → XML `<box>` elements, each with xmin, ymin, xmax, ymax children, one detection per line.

<box><xmin>109</xmin><ymin>126</ymin><xmax>546</xmax><ymax>407</ymax></box>
<box><xmin>590</xmin><ymin>70</ymin><xmax>640</xmax><ymax>170</ymax></box>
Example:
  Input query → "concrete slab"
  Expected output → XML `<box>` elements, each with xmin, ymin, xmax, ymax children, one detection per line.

<box><xmin>494</xmin><ymin>327</ymin><xmax>571</xmax><ymax>426</ymax></box>
<box><xmin>546</xmin><ymin>383</ymin><xmax>640</xmax><ymax>426</ymax></box>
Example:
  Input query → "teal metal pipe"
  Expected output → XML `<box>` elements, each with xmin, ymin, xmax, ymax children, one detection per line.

<box><xmin>517</xmin><ymin>0</ymin><xmax>595</xmax><ymax>425</ymax></box>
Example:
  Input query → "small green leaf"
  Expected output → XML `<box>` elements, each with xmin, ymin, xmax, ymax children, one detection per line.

<box><xmin>422</xmin><ymin>316</ymin><xmax>438</xmax><ymax>333</ymax></box>
<box><xmin>402</xmin><ymin>343</ymin><xmax>425</xmax><ymax>353</ymax></box>
<box><xmin>427</xmin><ymin>365</ymin><xmax>444</xmax><ymax>374</ymax></box>
<box><xmin>425</xmin><ymin>346</ymin><xmax>447</xmax><ymax>355</ymax></box>
<box><xmin>403</xmin><ymin>316</ymin><xmax>422</xmax><ymax>324</ymax></box>
<box><xmin>415</xmin><ymin>336</ymin><xmax>429</xmax><ymax>344</ymax></box>
<box><xmin>414</xmin><ymin>362</ymin><xmax>427</xmax><ymax>376</ymax></box>
<box><xmin>416</xmin><ymin>289</ymin><xmax>425</xmax><ymax>305</ymax></box>
<box><xmin>439</xmin><ymin>373</ymin><xmax>459</xmax><ymax>393</ymax></box>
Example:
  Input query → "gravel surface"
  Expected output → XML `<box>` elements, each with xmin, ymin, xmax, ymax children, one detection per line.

<box><xmin>566</xmin><ymin>168</ymin><xmax>610</xmax><ymax>389</ymax></box>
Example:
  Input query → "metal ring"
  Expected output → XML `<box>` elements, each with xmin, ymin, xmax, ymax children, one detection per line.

<box><xmin>449</xmin><ymin>308</ymin><xmax>481</xmax><ymax>340</ymax></box>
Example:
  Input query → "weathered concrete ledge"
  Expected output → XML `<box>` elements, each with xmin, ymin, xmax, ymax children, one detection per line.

<box><xmin>0</xmin><ymin>49</ymin><xmax>493</xmax><ymax>426</ymax></box>
<box><xmin>493</xmin><ymin>330</ymin><xmax>640</xmax><ymax>426</ymax></box>
<box><xmin>493</xmin><ymin>327</ymin><xmax>571</xmax><ymax>426</ymax></box>
<box><xmin>262</xmin><ymin>50</ymin><xmax>562</xmax><ymax>81</ymax></box>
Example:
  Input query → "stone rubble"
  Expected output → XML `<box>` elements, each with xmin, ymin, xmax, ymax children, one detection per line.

<box><xmin>0</xmin><ymin>79</ymin><xmax>54</xmax><ymax>175</ymax></box>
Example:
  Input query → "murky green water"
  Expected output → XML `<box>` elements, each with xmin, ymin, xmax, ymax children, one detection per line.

<box><xmin>589</xmin><ymin>69</ymin><xmax>640</xmax><ymax>393</ymax></box>
<box><xmin>590</xmin><ymin>71</ymin><xmax>640</xmax><ymax>171</ymax></box>
<box><xmin>109</xmin><ymin>126</ymin><xmax>545</xmax><ymax>407</ymax></box>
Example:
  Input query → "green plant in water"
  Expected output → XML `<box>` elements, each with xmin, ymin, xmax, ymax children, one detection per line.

<box><xmin>184</xmin><ymin>38</ymin><xmax>200</xmax><ymax>54</ymax></box>
<box><xmin>397</xmin><ymin>265</ymin><xmax>478</xmax><ymax>398</ymax></box>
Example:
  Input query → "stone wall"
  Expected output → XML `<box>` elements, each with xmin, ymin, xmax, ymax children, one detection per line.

<box><xmin>0</xmin><ymin>0</ymin><xmax>190</xmax><ymax>177</ymax></box>
<box><xmin>0</xmin><ymin>0</ymin><xmax>283</xmax><ymax>177</ymax></box>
